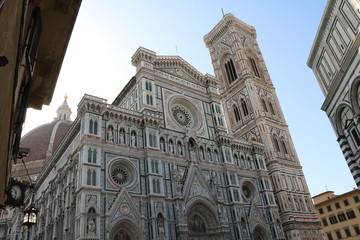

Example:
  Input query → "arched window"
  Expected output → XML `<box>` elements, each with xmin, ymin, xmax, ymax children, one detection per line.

<box><xmin>92</xmin><ymin>170</ymin><xmax>96</xmax><ymax>186</ymax></box>
<box><xmin>153</xmin><ymin>179</ymin><xmax>160</xmax><ymax>193</ymax></box>
<box><xmin>233</xmin><ymin>105</ymin><xmax>241</xmax><ymax>122</ymax></box>
<box><xmin>261</xmin><ymin>98</ymin><xmax>268</xmax><ymax>112</ymax></box>
<box><xmin>241</xmin><ymin>99</ymin><xmax>249</xmax><ymax>116</ymax></box>
<box><xmin>88</xmin><ymin>149</ymin><xmax>92</xmax><ymax>163</ymax></box>
<box><xmin>89</xmin><ymin>119</ymin><xmax>98</xmax><ymax>135</ymax></box>
<box><xmin>149</xmin><ymin>131</ymin><xmax>157</xmax><ymax>148</ymax></box>
<box><xmin>268</xmin><ymin>101</ymin><xmax>276</xmax><ymax>115</ymax></box>
<box><xmin>249</xmin><ymin>57</ymin><xmax>260</xmax><ymax>78</ymax></box>
<box><xmin>89</xmin><ymin>119</ymin><xmax>93</xmax><ymax>134</ymax></box>
<box><xmin>272</xmin><ymin>135</ymin><xmax>280</xmax><ymax>152</ymax></box>
<box><xmin>87</xmin><ymin>169</ymin><xmax>96</xmax><ymax>186</ymax></box>
<box><xmin>146</xmin><ymin>94</ymin><xmax>153</xmax><ymax>105</ymax></box>
<box><xmin>280</xmin><ymin>139</ymin><xmax>288</xmax><ymax>154</ymax></box>
<box><xmin>92</xmin><ymin>149</ymin><xmax>97</xmax><ymax>163</ymax></box>
<box><xmin>224</xmin><ymin>58</ymin><xmax>238</xmax><ymax>84</ymax></box>
<box><xmin>145</xmin><ymin>81</ymin><xmax>152</xmax><ymax>91</ymax></box>
<box><xmin>151</xmin><ymin>160</ymin><xmax>159</xmax><ymax>174</ymax></box>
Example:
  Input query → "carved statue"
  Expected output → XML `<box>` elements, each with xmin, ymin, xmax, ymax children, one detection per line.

<box><xmin>177</xmin><ymin>143</ymin><xmax>182</xmax><ymax>155</ymax></box>
<box><xmin>87</xmin><ymin>218</ymin><xmax>96</xmax><ymax>234</ymax></box>
<box><xmin>107</xmin><ymin>129</ymin><xmax>113</xmax><ymax>141</ymax></box>
<box><xmin>131</xmin><ymin>132</ymin><xmax>137</xmax><ymax>147</ymax></box>
<box><xmin>160</xmin><ymin>139</ymin><xmax>165</xmax><ymax>152</ymax></box>
<box><xmin>169</xmin><ymin>141</ymin><xmax>174</xmax><ymax>154</ymax></box>
<box><xmin>172</xmin><ymin>169</ymin><xmax>182</xmax><ymax>196</ymax></box>
<box><xmin>119</xmin><ymin>130</ymin><xmax>125</xmax><ymax>144</ymax></box>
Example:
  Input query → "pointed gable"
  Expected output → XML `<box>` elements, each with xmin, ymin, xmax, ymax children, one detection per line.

<box><xmin>109</xmin><ymin>188</ymin><xmax>141</xmax><ymax>225</ymax></box>
<box><xmin>182</xmin><ymin>165</ymin><xmax>216</xmax><ymax>204</ymax></box>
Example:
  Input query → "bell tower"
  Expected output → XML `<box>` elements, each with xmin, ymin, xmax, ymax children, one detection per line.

<box><xmin>204</xmin><ymin>14</ymin><xmax>323</xmax><ymax>239</ymax></box>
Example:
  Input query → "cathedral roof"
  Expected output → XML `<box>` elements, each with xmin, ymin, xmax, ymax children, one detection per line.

<box><xmin>18</xmin><ymin>97</ymin><xmax>72</xmax><ymax>164</ymax></box>
<box><xmin>20</xmin><ymin>121</ymin><xmax>72</xmax><ymax>163</ymax></box>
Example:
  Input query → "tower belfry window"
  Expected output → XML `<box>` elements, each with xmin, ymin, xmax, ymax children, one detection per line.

<box><xmin>249</xmin><ymin>57</ymin><xmax>260</xmax><ymax>78</ymax></box>
<box><xmin>224</xmin><ymin>58</ymin><xmax>237</xmax><ymax>84</ymax></box>
<box><xmin>241</xmin><ymin>99</ymin><xmax>249</xmax><ymax>116</ymax></box>
<box><xmin>233</xmin><ymin>105</ymin><xmax>241</xmax><ymax>122</ymax></box>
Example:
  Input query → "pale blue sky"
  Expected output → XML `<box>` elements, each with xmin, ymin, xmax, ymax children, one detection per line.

<box><xmin>24</xmin><ymin>1</ymin><xmax>356</xmax><ymax>196</ymax></box>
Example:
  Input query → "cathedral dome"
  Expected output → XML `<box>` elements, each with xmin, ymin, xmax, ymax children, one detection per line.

<box><xmin>20</xmin><ymin>120</ymin><xmax>72</xmax><ymax>162</ymax></box>
<box><xmin>12</xmin><ymin>97</ymin><xmax>72</xmax><ymax>178</ymax></box>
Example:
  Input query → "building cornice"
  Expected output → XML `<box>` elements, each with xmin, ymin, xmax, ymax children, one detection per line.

<box><xmin>307</xmin><ymin>0</ymin><xmax>337</xmax><ymax>68</ymax></box>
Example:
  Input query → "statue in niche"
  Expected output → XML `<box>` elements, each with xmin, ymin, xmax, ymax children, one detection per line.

<box><xmin>241</xmin><ymin>218</ymin><xmax>248</xmax><ymax>237</ymax></box>
<box><xmin>177</xmin><ymin>143</ymin><xmax>182</xmax><ymax>155</ymax></box>
<box><xmin>213</xmin><ymin>152</ymin><xmax>218</xmax><ymax>162</ymax></box>
<box><xmin>169</xmin><ymin>141</ymin><xmax>174</xmax><ymax>154</ymax></box>
<box><xmin>160</xmin><ymin>138</ymin><xmax>165</xmax><ymax>152</ymax></box>
<box><xmin>200</xmin><ymin>148</ymin><xmax>205</xmax><ymax>160</ymax></box>
<box><xmin>87</xmin><ymin>218</ymin><xmax>96</xmax><ymax>234</ymax></box>
<box><xmin>131</xmin><ymin>132</ymin><xmax>137</xmax><ymax>147</ymax></box>
<box><xmin>119</xmin><ymin>129</ymin><xmax>125</xmax><ymax>144</ymax></box>
<box><xmin>107</xmin><ymin>129</ymin><xmax>113</xmax><ymax>141</ymax></box>
<box><xmin>207</xmin><ymin>150</ymin><xmax>212</xmax><ymax>161</ymax></box>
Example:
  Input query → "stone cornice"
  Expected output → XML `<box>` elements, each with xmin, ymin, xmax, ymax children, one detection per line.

<box><xmin>204</xmin><ymin>13</ymin><xmax>256</xmax><ymax>48</ymax></box>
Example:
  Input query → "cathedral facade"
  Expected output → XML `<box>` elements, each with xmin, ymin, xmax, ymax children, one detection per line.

<box><xmin>30</xmin><ymin>14</ymin><xmax>323</xmax><ymax>240</ymax></box>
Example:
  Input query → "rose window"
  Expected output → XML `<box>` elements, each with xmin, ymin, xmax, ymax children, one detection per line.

<box><xmin>111</xmin><ymin>166</ymin><xmax>129</xmax><ymax>185</ymax></box>
<box><xmin>171</xmin><ymin>105</ymin><xmax>192</xmax><ymax>128</ymax></box>
<box><xmin>241</xmin><ymin>181</ymin><xmax>257</xmax><ymax>201</ymax></box>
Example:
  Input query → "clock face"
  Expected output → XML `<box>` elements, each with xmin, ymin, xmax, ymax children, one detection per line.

<box><xmin>10</xmin><ymin>185</ymin><xmax>22</xmax><ymax>200</ymax></box>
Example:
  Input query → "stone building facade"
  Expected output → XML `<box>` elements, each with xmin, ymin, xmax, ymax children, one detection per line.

<box><xmin>30</xmin><ymin>14</ymin><xmax>323</xmax><ymax>240</ymax></box>
<box><xmin>308</xmin><ymin>0</ymin><xmax>360</xmax><ymax>188</ymax></box>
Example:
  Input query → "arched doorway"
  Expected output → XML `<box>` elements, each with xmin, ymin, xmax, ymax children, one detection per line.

<box><xmin>253</xmin><ymin>226</ymin><xmax>269</xmax><ymax>240</ymax></box>
<box><xmin>113</xmin><ymin>229</ymin><xmax>131</xmax><ymax>240</ymax></box>
<box><xmin>110</xmin><ymin>220</ymin><xmax>141</xmax><ymax>240</ymax></box>
<box><xmin>186</xmin><ymin>201</ymin><xmax>219</xmax><ymax>239</ymax></box>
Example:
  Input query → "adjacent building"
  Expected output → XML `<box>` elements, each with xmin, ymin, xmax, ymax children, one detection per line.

<box><xmin>24</xmin><ymin>13</ymin><xmax>324</xmax><ymax>240</ymax></box>
<box><xmin>0</xmin><ymin>0</ymin><xmax>82</xmax><ymax>206</ymax></box>
<box><xmin>313</xmin><ymin>189</ymin><xmax>360</xmax><ymax>240</ymax></box>
<box><xmin>307</xmin><ymin>0</ymin><xmax>360</xmax><ymax>188</ymax></box>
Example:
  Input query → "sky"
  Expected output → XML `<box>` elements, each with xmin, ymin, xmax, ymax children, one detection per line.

<box><xmin>23</xmin><ymin>0</ymin><xmax>356</xmax><ymax>197</ymax></box>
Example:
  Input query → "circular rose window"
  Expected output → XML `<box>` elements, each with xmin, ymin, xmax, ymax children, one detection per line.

<box><xmin>111</xmin><ymin>166</ymin><xmax>129</xmax><ymax>185</ymax></box>
<box><xmin>108</xmin><ymin>158</ymin><xmax>137</xmax><ymax>189</ymax></box>
<box><xmin>242</xmin><ymin>181</ymin><xmax>257</xmax><ymax>201</ymax></box>
<box><xmin>168</xmin><ymin>97</ymin><xmax>202</xmax><ymax>130</ymax></box>
<box><xmin>171</xmin><ymin>105</ymin><xmax>192</xmax><ymax>128</ymax></box>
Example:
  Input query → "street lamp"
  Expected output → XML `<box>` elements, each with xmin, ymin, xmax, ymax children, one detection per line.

<box><xmin>23</xmin><ymin>205</ymin><xmax>38</xmax><ymax>227</ymax></box>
